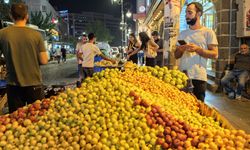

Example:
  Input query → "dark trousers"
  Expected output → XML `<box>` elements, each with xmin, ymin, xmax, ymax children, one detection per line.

<box><xmin>82</xmin><ymin>67</ymin><xmax>94</xmax><ymax>81</ymax></box>
<box><xmin>128</xmin><ymin>54</ymin><xmax>138</xmax><ymax>64</ymax></box>
<box><xmin>7</xmin><ymin>85</ymin><xmax>45</xmax><ymax>113</ymax></box>
<box><xmin>192</xmin><ymin>79</ymin><xmax>207</xmax><ymax>102</ymax></box>
<box><xmin>156</xmin><ymin>52</ymin><xmax>163</xmax><ymax>67</ymax></box>
<box><xmin>146</xmin><ymin>57</ymin><xmax>156</xmax><ymax>67</ymax></box>
<box><xmin>62</xmin><ymin>54</ymin><xmax>66</xmax><ymax>62</ymax></box>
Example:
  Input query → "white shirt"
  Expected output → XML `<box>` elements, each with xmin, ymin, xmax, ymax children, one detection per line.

<box><xmin>80</xmin><ymin>43</ymin><xmax>102</xmax><ymax>68</ymax></box>
<box><xmin>178</xmin><ymin>27</ymin><xmax>218</xmax><ymax>81</ymax></box>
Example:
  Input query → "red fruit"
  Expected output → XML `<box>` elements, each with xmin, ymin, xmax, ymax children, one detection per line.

<box><xmin>171</xmin><ymin>131</ymin><xmax>177</xmax><ymax>138</ymax></box>
<box><xmin>163</xmin><ymin>116</ymin><xmax>169</xmax><ymax>122</ymax></box>
<box><xmin>38</xmin><ymin>111</ymin><xmax>44</xmax><ymax>116</ymax></box>
<box><xmin>145</xmin><ymin>115</ymin><xmax>151</xmax><ymax>120</ymax></box>
<box><xmin>171</xmin><ymin>126</ymin><xmax>179</xmax><ymax>132</ymax></box>
<box><xmin>157</xmin><ymin>132</ymin><xmax>164</xmax><ymax>138</ymax></box>
<box><xmin>29</xmin><ymin>116</ymin><xmax>37</xmax><ymax>122</ymax></box>
<box><xmin>166</xmin><ymin>121</ymin><xmax>173</xmax><ymax>126</ymax></box>
<box><xmin>134</xmin><ymin>99</ymin><xmax>141</xmax><ymax>106</ymax></box>
<box><xmin>165</xmin><ymin>135</ymin><xmax>172</xmax><ymax>144</ymax></box>
<box><xmin>0</xmin><ymin>125</ymin><xmax>6</xmax><ymax>132</ymax></box>
<box><xmin>156</xmin><ymin>138</ymin><xmax>164</xmax><ymax>145</ymax></box>
<box><xmin>162</xmin><ymin>143</ymin><xmax>169</xmax><ymax>149</ymax></box>
<box><xmin>146</xmin><ymin>118</ymin><xmax>153</xmax><ymax>126</ymax></box>
<box><xmin>33</xmin><ymin>103</ymin><xmax>41</xmax><ymax>110</ymax></box>
<box><xmin>177</xmin><ymin>146</ymin><xmax>184</xmax><ymax>150</ymax></box>
<box><xmin>154</xmin><ymin>113</ymin><xmax>159</xmax><ymax>117</ymax></box>
<box><xmin>42</xmin><ymin>103</ymin><xmax>49</xmax><ymax>109</ymax></box>
<box><xmin>152</xmin><ymin>108</ymin><xmax>157</xmax><ymax>113</ymax></box>
<box><xmin>129</xmin><ymin>91</ymin><xmax>136</xmax><ymax>97</ymax></box>
<box><xmin>10</xmin><ymin>118</ymin><xmax>17</xmax><ymax>123</ymax></box>
<box><xmin>30</xmin><ymin>110</ymin><xmax>36</xmax><ymax>116</ymax></box>
<box><xmin>18</xmin><ymin>118</ymin><xmax>24</xmax><ymax>124</ymax></box>
<box><xmin>140</xmin><ymin>100</ymin><xmax>149</xmax><ymax>107</ymax></box>
<box><xmin>18</xmin><ymin>112</ymin><xmax>26</xmax><ymax>118</ymax></box>
<box><xmin>152</xmin><ymin>123</ymin><xmax>157</xmax><ymax>128</ymax></box>
<box><xmin>156</xmin><ymin>117</ymin><xmax>163</xmax><ymax>124</ymax></box>
<box><xmin>164</xmin><ymin>127</ymin><xmax>171</xmax><ymax>135</ymax></box>
<box><xmin>148</xmin><ymin>111</ymin><xmax>154</xmax><ymax>117</ymax></box>
<box><xmin>28</xmin><ymin>106</ymin><xmax>35</xmax><ymax>112</ymax></box>
<box><xmin>173</xmin><ymin>139</ymin><xmax>181</xmax><ymax>148</ymax></box>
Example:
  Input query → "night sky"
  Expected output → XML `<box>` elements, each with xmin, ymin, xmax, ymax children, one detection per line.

<box><xmin>49</xmin><ymin>0</ymin><xmax>136</xmax><ymax>18</ymax></box>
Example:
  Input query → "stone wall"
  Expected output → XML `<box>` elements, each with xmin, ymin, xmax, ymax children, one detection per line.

<box><xmin>214</xmin><ymin>0</ymin><xmax>240</xmax><ymax>85</ymax></box>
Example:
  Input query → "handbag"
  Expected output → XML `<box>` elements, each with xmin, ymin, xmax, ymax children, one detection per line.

<box><xmin>146</xmin><ymin>41</ymin><xmax>157</xmax><ymax>58</ymax></box>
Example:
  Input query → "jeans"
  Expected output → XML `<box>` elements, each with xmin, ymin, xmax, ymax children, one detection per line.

<box><xmin>221</xmin><ymin>70</ymin><xmax>249</xmax><ymax>95</ymax></box>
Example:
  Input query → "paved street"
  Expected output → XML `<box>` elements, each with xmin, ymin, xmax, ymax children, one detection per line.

<box><xmin>206</xmin><ymin>91</ymin><xmax>250</xmax><ymax>133</ymax></box>
<box><xmin>41</xmin><ymin>58</ymin><xmax>79</xmax><ymax>86</ymax></box>
<box><xmin>40</xmin><ymin>59</ymin><xmax>250</xmax><ymax>133</ymax></box>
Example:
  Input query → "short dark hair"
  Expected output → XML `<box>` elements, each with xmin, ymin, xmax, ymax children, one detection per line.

<box><xmin>88</xmin><ymin>33</ymin><xmax>95</xmax><ymax>40</ymax></box>
<box><xmin>11</xmin><ymin>3</ymin><xmax>28</xmax><ymax>21</ymax></box>
<box><xmin>187</xmin><ymin>2</ymin><xmax>203</xmax><ymax>16</ymax></box>
<box><xmin>151</xmin><ymin>31</ymin><xmax>159</xmax><ymax>36</ymax></box>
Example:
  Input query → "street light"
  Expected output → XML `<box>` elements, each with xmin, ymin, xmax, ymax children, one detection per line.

<box><xmin>4</xmin><ymin>0</ymin><xmax>9</xmax><ymax>4</ymax></box>
<box><xmin>126</xmin><ymin>10</ymin><xmax>132</xmax><ymax>18</ymax></box>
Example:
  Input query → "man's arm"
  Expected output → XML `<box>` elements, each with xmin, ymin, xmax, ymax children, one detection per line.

<box><xmin>99</xmin><ymin>53</ymin><xmax>116</xmax><ymax>63</ymax></box>
<box><xmin>191</xmin><ymin>44</ymin><xmax>218</xmax><ymax>59</ymax></box>
<box><xmin>174</xmin><ymin>45</ymin><xmax>186</xmax><ymax>59</ymax></box>
<box><xmin>39</xmin><ymin>51</ymin><xmax>48</xmax><ymax>65</ymax></box>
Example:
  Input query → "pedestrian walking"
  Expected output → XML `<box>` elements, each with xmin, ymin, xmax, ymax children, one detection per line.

<box><xmin>61</xmin><ymin>46</ymin><xmax>67</xmax><ymax>63</ymax></box>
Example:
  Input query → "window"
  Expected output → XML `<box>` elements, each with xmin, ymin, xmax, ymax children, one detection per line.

<box><xmin>42</xmin><ymin>5</ymin><xmax>46</xmax><ymax>12</ymax></box>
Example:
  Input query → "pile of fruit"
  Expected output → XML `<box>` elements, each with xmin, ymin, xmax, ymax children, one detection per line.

<box><xmin>138</xmin><ymin>66</ymin><xmax>188</xmax><ymax>89</ymax></box>
<box><xmin>0</xmin><ymin>66</ymin><xmax>249</xmax><ymax>149</ymax></box>
<box><xmin>95</xmin><ymin>60</ymin><xmax>117</xmax><ymax>67</ymax></box>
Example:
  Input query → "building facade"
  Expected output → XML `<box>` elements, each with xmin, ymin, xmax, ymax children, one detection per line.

<box><xmin>24</xmin><ymin>0</ymin><xmax>58</xmax><ymax>19</ymax></box>
<box><xmin>135</xmin><ymin>0</ymin><xmax>250</xmax><ymax>90</ymax></box>
<box><xmin>67</xmin><ymin>12</ymin><xmax>121</xmax><ymax>46</ymax></box>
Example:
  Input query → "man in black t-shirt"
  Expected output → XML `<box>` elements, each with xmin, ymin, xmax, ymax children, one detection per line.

<box><xmin>221</xmin><ymin>44</ymin><xmax>250</xmax><ymax>99</ymax></box>
<box><xmin>0</xmin><ymin>3</ymin><xmax>48</xmax><ymax>113</ymax></box>
<box><xmin>151</xmin><ymin>31</ymin><xmax>164</xmax><ymax>67</ymax></box>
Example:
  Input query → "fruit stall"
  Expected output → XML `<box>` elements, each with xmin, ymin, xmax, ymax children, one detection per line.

<box><xmin>0</xmin><ymin>64</ymin><xmax>249</xmax><ymax>150</ymax></box>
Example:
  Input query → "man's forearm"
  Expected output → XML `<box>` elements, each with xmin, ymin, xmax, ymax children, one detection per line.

<box><xmin>157</xmin><ymin>49</ymin><xmax>164</xmax><ymax>52</ymax></box>
<box><xmin>196</xmin><ymin>48</ymin><xmax>218</xmax><ymax>59</ymax></box>
<box><xmin>174</xmin><ymin>47</ymin><xmax>184</xmax><ymax>59</ymax></box>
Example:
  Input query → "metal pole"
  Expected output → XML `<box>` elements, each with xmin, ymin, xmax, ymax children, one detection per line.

<box><xmin>121</xmin><ymin>0</ymin><xmax>124</xmax><ymax>50</ymax></box>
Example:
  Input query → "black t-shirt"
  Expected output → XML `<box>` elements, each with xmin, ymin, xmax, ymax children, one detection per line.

<box><xmin>61</xmin><ymin>48</ymin><xmax>66</xmax><ymax>55</ymax></box>
<box><xmin>155</xmin><ymin>39</ymin><xmax>164</xmax><ymax>52</ymax></box>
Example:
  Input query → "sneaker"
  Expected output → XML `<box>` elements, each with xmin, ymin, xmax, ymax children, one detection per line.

<box><xmin>235</xmin><ymin>94</ymin><xmax>241</xmax><ymax>100</ymax></box>
<box><xmin>228</xmin><ymin>92</ymin><xmax>235</xmax><ymax>99</ymax></box>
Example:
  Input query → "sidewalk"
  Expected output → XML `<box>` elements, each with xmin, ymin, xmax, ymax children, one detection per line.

<box><xmin>205</xmin><ymin>91</ymin><xmax>250</xmax><ymax>133</ymax></box>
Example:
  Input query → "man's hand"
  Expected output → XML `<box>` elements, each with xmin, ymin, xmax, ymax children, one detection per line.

<box><xmin>111</xmin><ymin>59</ymin><xmax>116</xmax><ymax>64</ymax></box>
<box><xmin>126</xmin><ymin>54</ymin><xmax>130</xmax><ymax>60</ymax></box>
<box><xmin>185</xmin><ymin>43</ymin><xmax>202</xmax><ymax>53</ymax></box>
